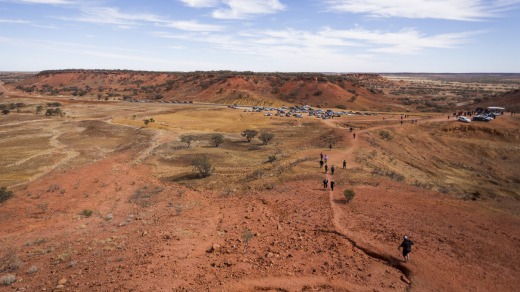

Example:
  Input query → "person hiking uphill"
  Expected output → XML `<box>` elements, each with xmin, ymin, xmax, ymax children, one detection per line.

<box><xmin>331</xmin><ymin>165</ymin><xmax>335</xmax><ymax>175</ymax></box>
<box><xmin>398</xmin><ymin>236</ymin><xmax>414</xmax><ymax>262</ymax></box>
<box><xmin>330</xmin><ymin>180</ymin><xmax>335</xmax><ymax>191</ymax></box>
<box><xmin>342</xmin><ymin>160</ymin><xmax>347</xmax><ymax>169</ymax></box>
<box><xmin>323</xmin><ymin>178</ymin><xmax>328</xmax><ymax>188</ymax></box>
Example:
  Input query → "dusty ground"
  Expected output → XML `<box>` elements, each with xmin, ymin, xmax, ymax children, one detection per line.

<box><xmin>1</xmin><ymin>91</ymin><xmax>519</xmax><ymax>291</ymax></box>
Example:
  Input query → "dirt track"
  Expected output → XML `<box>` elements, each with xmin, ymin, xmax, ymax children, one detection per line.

<box><xmin>1</xmin><ymin>98</ymin><xmax>519</xmax><ymax>291</ymax></box>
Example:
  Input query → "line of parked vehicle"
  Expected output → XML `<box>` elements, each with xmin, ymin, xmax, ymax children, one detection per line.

<box><xmin>458</xmin><ymin>113</ymin><xmax>496</xmax><ymax>123</ymax></box>
<box><xmin>232</xmin><ymin>105</ymin><xmax>375</xmax><ymax>120</ymax></box>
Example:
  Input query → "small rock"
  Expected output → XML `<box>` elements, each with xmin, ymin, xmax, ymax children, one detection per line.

<box><xmin>57</xmin><ymin>278</ymin><xmax>67</xmax><ymax>285</ymax></box>
<box><xmin>401</xmin><ymin>275</ymin><xmax>412</xmax><ymax>284</ymax></box>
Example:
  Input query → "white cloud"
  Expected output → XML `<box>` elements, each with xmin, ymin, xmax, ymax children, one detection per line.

<box><xmin>162</xmin><ymin>20</ymin><xmax>224</xmax><ymax>32</ymax></box>
<box><xmin>57</xmin><ymin>6</ymin><xmax>223</xmax><ymax>32</ymax></box>
<box><xmin>0</xmin><ymin>18</ymin><xmax>57</xmax><ymax>28</ymax></box>
<box><xmin>153</xmin><ymin>25</ymin><xmax>477</xmax><ymax>58</ymax></box>
<box><xmin>0</xmin><ymin>18</ymin><xmax>30</xmax><ymax>23</ymax></box>
<box><xmin>212</xmin><ymin>0</ymin><xmax>285</xmax><ymax>19</ymax></box>
<box><xmin>179</xmin><ymin>0</ymin><xmax>219</xmax><ymax>8</ymax></box>
<box><xmin>6</xmin><ymin>0</ymin><xmax>73</xmax><ymax>4</ymax></box>
<box><xmin>321</xmin><ymin>27</ymin><xmax>478</xmax><ymax>53</ymax></box>
<box><xmin>323</xmin><ymin>0</ymin><xmax>520</xmax><ymax>21</ymax></box>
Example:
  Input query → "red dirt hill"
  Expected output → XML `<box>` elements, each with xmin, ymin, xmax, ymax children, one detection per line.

<box><xmin>11</xmin><ymin>70</ymin><xmax>400</xmax><ymax>110</ymax></box>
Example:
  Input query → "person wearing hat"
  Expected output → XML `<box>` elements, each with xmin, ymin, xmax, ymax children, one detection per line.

<box><xmin>398</xmin><ymin>235</ymin><xmax>414</xmax><ymax>262</ymax></box>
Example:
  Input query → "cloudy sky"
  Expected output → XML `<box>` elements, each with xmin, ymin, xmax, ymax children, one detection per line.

<box><xmin>0</xmin><ymin>0</ymin><xmax>519</xmax><ymax>72</ymax></box>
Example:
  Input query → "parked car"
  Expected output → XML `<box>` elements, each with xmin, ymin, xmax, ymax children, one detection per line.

<box><xmin>472</xmin><ymin>115</ymin><xmax>492</xmax><ymax>122</ymax></box>
<box><xmin>458</xmin><ymin>116</ymin><xmax>471</xmax><ymax>123</ymax></box>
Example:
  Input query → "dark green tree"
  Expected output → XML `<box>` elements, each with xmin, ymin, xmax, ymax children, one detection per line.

<box><xmin>211</xmin><ymin>133</ymin><xmax>224</xmax><ymax>147</ymax></box>
<box><xmin>259</xmin><ymin>132</ymin><xmax>274</xmax><ymax>145</ymax></box>
<box><xmin>241</xmin><ymin>129</ymin><xmax>258</xmax><ymax>142</ymax></box>
<box><xmin>181</xmin><ymin>135</ymin><xmax>196</xmax><ymax>147</ymax></box>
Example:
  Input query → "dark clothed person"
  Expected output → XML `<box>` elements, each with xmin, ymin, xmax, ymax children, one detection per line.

<box><xmin>398</xmin><ymin>236</ymin><xmax>414</xmax><ymax>262</ymax></box>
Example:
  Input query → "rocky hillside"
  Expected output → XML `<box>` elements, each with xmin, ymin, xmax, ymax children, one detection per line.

<box><xmin>10</xmin><ymin>70</ymin><xmax>399</xmax><ymax>110</ymax></box>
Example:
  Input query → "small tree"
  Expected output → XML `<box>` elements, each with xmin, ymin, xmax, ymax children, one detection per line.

<box><xmin>191</xmin><ymin>155</ymin><xmax>212</xmax><ymax>178</ymax></box>
<box><xmin>241</xmin><ymin>129</ymin><xmax>258</xmax><ymax>142</ymax></box>
<box><xmin>143</xmin><ymin>119</ymin><xmax>150</xmax><ymax>126</ymax></box>
<box><xmin>259</xmin><ymin>132</ymin><xmax>274</xmax><ymax>145</ymax></box>
<box><xmin>35</xmin><ymin>105</ymin><xmax>43</xmax><ymax>114</ymax></box>
<box><xmin>181</xmin><ymin>135</ymin><xmax>196</xmax><ymax>147</ymax></box>
<box><xmin>343</xmin><ymin>189</ymin><xmax>355</xmax><ymax>203</ymax></box>
<box><xmin>211</xmin><ymin>133</ymin><xmax>224</xmax><ymax>147</ymax></box>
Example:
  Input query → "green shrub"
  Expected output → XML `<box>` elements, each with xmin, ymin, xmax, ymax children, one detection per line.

<box><xmin>0</xmin><ymin>187</ymin><xmax>13</xmax><ymax>204</ymax></box>
<box><xmin>191</xmin><ymin>155</ymin><xmax>213</xmax><ymax>178</ymax></box>
<box><xmin>241</xmin><ymin>129</ymin><xmax>258</xmax><ymax>142</ymax></box>
<box><xmin>259</xmin><ymin>132</ymin><xmax>274</xmax><ymax>145</ymax></box>
<box><xmin>80</xmin><ymin>209</ymin><xmax>93</xmax><ymax>218</ymax></box>
<box><xmin>343</xmin><ymin>189</ymin><xmax>355</xmax><ymax>203</ymax></box>
<box><xmin>379</xmin><ymin>130</ymin><xmax>393</xmax><ymax>141</ymax></box>
<box><xmin>211</xmin><ymin>133</ymin><xmax>224</xmax><ymax>147</ymax></box>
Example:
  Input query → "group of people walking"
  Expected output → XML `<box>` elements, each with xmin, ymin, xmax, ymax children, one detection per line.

<box><xmin>320</xmin><ymin>152</ymin><xmax>348</xmax><ymax>192</ymax></box>
<box><xmin>318</xmin><ymin>151</ymin><xmax>415</xmax><ymax>263</ymax></box>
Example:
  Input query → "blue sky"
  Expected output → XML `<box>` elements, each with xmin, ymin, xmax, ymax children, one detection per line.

<box><xmin>0</xmin><ymin>0</ymin><xmax>519</xmax><ymax>72</ymax></box>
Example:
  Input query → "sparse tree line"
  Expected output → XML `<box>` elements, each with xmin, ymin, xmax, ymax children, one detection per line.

<box><xmin>0</xmin><ymin>103</ymin><xmax>26</xmax><ymax>114</ymax></box>
<box><xmin>34</xmin><ymin>102</ymin><xmax>65</xmax><ymax>117</ymax></box>
<box><xmin>177</xmin><ymin>130</ymin><xmax>274</xmax><ymax>149</ymax></box>
<box><xmin>182</xmin><ymin>130</ymin><xmax>274</xmax><ymax>179</ymax></box>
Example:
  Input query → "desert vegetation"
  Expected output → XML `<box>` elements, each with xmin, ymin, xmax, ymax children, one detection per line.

<box><xmin>0</xmin><ymin>71</ymin><xmax>518</xmax><ymax>291</ymax></box>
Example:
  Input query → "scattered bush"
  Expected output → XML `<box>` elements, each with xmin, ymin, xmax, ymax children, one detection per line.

<box><xmin>0</xmin><ymin>186</ymin><xmax>14</xmax><ymax>204</ymax></box>
<box><xmin>371</xmin><ymin>167</ymin><xmax>405</xmax><ymax>182</ymax></box>
<box><xmin>27</xmin><ymin>265</ymin><xmax>38</xmax><ymax>274</ymax></box>
<box><xmin>191</xmin><ymin>155</ymin><xmax>213</xmax><ymax>178</ymax></box>
<box><xmin>45</xmin><ymin>108</ymin><xmax>63</xmax><ymax>116</ymax></box>
<box><xmin>211</xmin><ymin>133</ymin><xmax>224</xmax><ymax>147</ymax></box>
<box><xmin>259</xmin><ymin>131</ymin><xmax>274</xmax><ymax>145</ymax></box>
<box><xmin>267</xmin><ymin>155</ymin><xmax>277</xmax><ymax>163</ymax></box>
<box><xmin>181</xmin><ymin>135</ymin><xmax>196</xmax><ymax>147</ymax></box>
<box><xmin>379</xmin><ymin>130</ymin><xmax>393</xmax><ymax>141</ymax></box>
<box><xmin>336</xmin><ymin>104</ymin><xmax>347</xmax><ymax>109</ymax></box>
<box><xmin>80</xmin><ymin>209</ymin><xmax>93</xmax><ymax>218</ymax></box>
<box><xmin>0</xmin><ymin>274</ymin><xmax>16</xmax><ymax>286</ymax></box>
<box><xmin>241</xmin><ymin>129</ymin><xmax>258</xmax><ymax>142</ymax></box>
<box><xmin>0</xmin><ymin>250</ymin><xmax>21</xmax><ymax>273</ymax></box>
<box><xmin>343</xmin><ymin>189</ymin><xmax>355</xmax><ymax>203</ymax></box>
<box><xmin>129</xmin><ymin>185</ymin><xmax>164</xmax><ymax>207</ymax></box>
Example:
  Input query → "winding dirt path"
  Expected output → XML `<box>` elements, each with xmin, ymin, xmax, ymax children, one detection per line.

<box><xmin>320</xmin><ymin>113</ymin><xmax>448</xmax><ymax>286</ymax></box>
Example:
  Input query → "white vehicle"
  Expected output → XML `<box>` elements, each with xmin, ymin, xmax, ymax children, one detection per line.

<box><xmin>457</xmin><ymin>116</ymin><xmax>471</xmax><ymax>123</ymax></box>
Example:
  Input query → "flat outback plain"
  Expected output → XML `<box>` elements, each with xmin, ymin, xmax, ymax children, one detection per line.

<box><xmin>0</xmin><ymin>71</ymin><xmax>519</xmax><ymax>291</ymax></box>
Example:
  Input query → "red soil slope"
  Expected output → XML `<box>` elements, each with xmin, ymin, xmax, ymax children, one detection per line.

<box><xmin>11</xmin><ymin>70</ymin><xmax>399</xmax><ymax>110</ymax></box>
